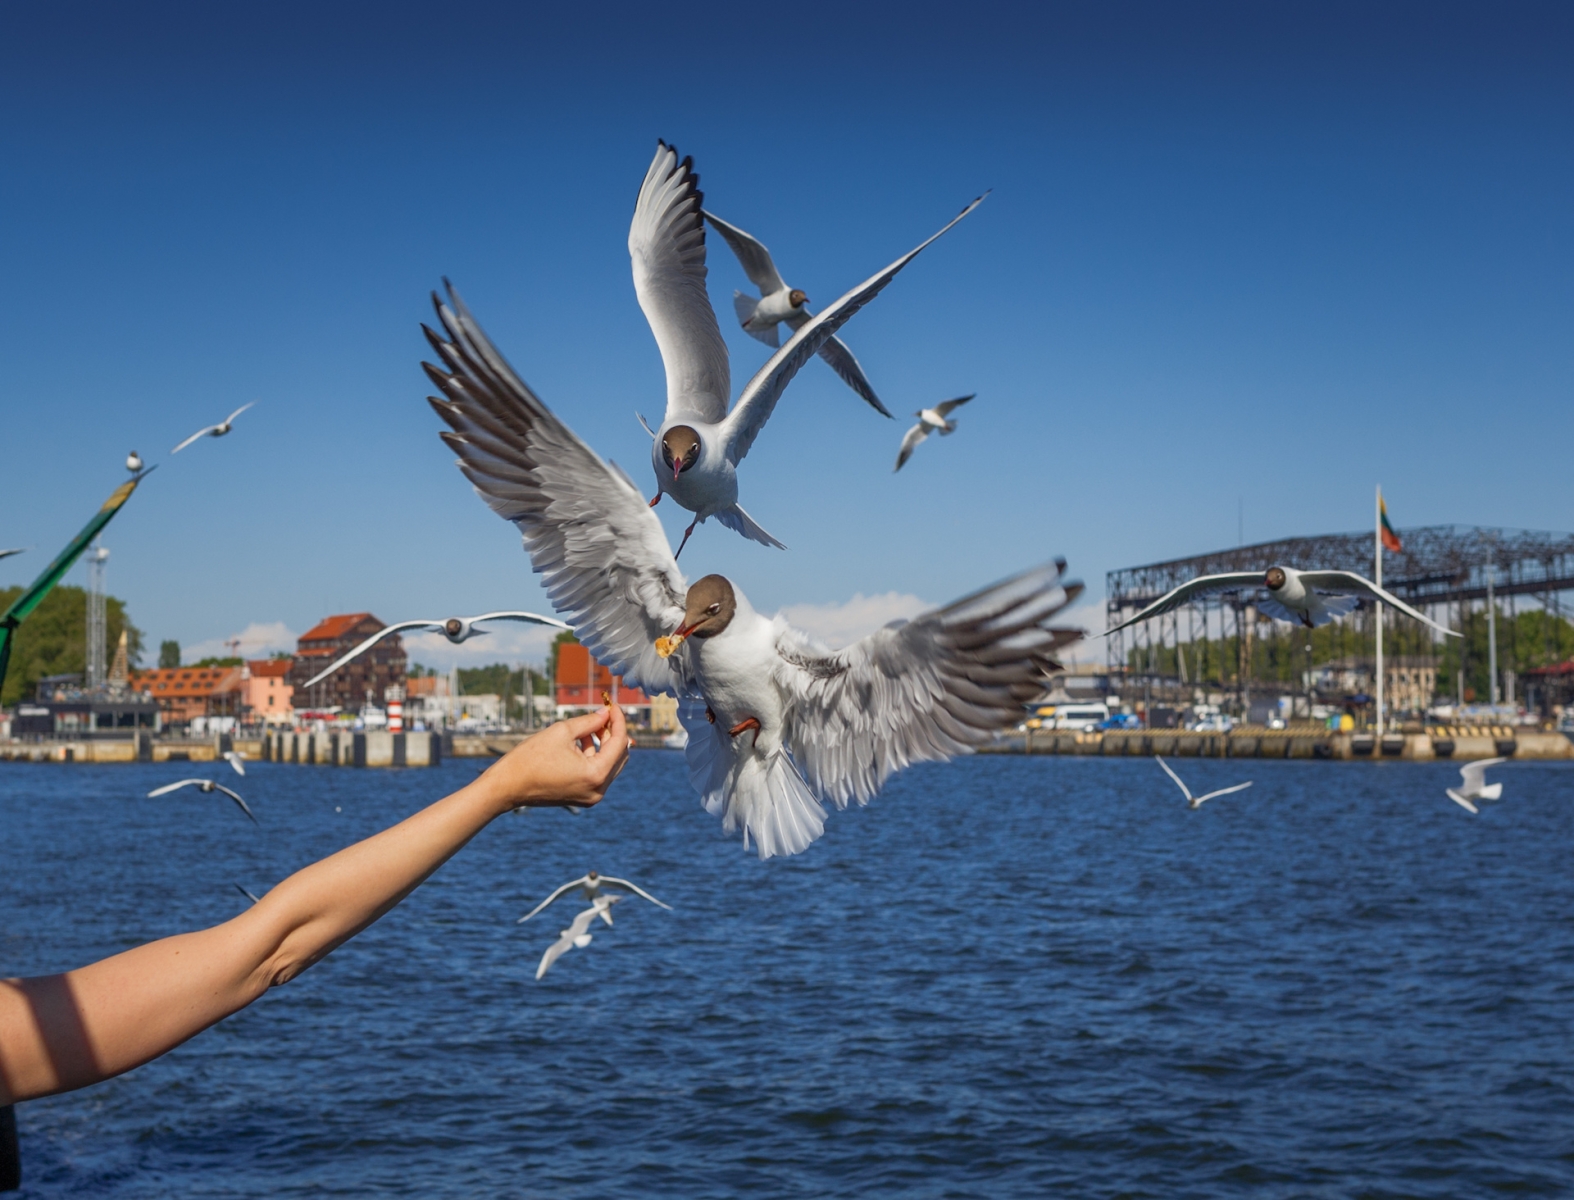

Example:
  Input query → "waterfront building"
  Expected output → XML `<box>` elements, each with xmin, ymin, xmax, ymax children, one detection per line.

<box><xmin>288</xmin><ymin>613</ymin><xmax>406</xmax><ymax>714</ymax></box>
<box><xmin>129</xmin><ymin>665</ymin><xmax>243</xmax><ymax>726</ymax></box>
<box><xmin>554</xmin><ymin>643</ymin><xmax>650</xmax><ymax>721</ymax></box>
<box><xmin>242</xmin><ymin>658</ymin><xmax>294</xmax><ymax>725</ymax></box>
<box><xmin>11</xmin><ymin>673</ymin><xmax>160</xmax><ymax>737</ymax></box>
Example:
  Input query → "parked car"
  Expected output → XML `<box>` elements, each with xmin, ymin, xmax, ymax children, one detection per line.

<box><xmin>1096</xmin><ymin>713</ymin><xmax>1141</xmax><ymax>731</ymax></box>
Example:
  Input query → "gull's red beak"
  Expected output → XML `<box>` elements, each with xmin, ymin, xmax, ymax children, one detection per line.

<box><xmin>673</xmin><ymin>459</ymin><xmax>684</xmax><ymax>481</ymax></box>
<box><xmin>655</xmin><ymin>620</ymin><xmax>697</xmax><ymax>658</ymax></box>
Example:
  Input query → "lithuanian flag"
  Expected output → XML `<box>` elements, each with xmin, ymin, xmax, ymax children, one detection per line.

<box><xmin>1378</xmin><ymin>490</ymin><xmax>1402</xmax><ymax>553</ymax></box>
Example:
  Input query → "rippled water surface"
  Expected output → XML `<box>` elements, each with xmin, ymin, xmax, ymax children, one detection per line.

<box><xmin>3</xmin><ymin>752</ymin><xmax>1573</xmax><ymax>1196</ymax></box>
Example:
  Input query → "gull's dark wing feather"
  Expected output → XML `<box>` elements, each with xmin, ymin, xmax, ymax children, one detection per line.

<box><xmin>424</xmin><ymin>284</ymin><xmax>691</xmax><ymax>696</ymax></box>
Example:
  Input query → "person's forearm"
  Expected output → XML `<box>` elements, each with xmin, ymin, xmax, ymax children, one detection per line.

<box><xmin>0</xmin><ymin>706</ymin><xmax>627</xmax><ymax>1105</ymax></box>
<box><xmin>0</xmin><ymin>777</ymin><xmax>506</xmax><ymax>1103</ymax></box>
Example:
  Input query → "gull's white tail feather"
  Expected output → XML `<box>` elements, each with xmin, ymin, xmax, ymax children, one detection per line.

<box><xmin>680</xmin><ymin>700</ymin><xmax>826</xmax><ymax>859</ymax></box>
<box><xmin>733</xmin><ymin>292</ymin><xmax>779</xmax><ymax>346</ymax></box>
<box><xmin>1479</xmin><ymin>782</ymin><xmax>1503</xmax><ymax>801</ymax></box>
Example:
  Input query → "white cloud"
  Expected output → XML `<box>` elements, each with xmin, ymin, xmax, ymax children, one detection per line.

<box><xmin>184</xmin><ymin>621</ymin><xmax>298</xmax><ymax>663</ymax></box>
<box><xmin>775</xmin><ymin>591</ymin><xmax>931</xmax><ymax>650</ymax></box>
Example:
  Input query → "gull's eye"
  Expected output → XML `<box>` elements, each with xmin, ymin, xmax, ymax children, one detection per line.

<box><xmin>707</xmin><ymin>603</ymin><xmax>720</xmax><ymax>614</ymax></box>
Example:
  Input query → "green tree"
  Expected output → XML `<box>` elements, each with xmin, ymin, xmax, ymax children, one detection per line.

<box><xmin>159</xmin><ymin>640</ymin><xmax>181</xmax><ymax>668</ymax></box>
<box><xmin>194</xmin><ymin>656</ymin><xmax>242</xmax><ymax>668</ymax></box>
<box><xmin>0</xmin><ymin>584</ymin><xmax>143</xmax><ymax>705</ymax></box>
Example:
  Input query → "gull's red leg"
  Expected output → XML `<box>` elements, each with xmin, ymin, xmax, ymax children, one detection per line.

<box><xmin>728</xmin><ymin>716</ymin><xmax>762</xmax><ymax>747</ymax></box>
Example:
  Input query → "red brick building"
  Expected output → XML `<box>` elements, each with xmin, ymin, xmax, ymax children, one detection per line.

<box><xmin>555</xmin><ymin>643</ymin><xmax>648</xmax><ymax>714</ymax></box>
<box><xmin>288</xmin><ymin>613</ymin><xmax>406</xmax><ymax>713</ymax></box>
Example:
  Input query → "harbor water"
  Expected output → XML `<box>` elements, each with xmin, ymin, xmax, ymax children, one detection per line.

<box><xmin>3</xmin><ymin>753</ymin><xmax>1572</xmax><ymax>1196</ymax></box>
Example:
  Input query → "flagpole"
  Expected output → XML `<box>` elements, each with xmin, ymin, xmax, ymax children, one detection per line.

<box><xmin>1375</xmin><ymin>485</ymin><xmax>1384</xmax><ymax>739</ymax></box>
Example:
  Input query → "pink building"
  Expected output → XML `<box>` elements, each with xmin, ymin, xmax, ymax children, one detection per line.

<box><xmin>243</xmin><ymin>659</ymin><xmax>294</xmax><ymax>725</ymax></box>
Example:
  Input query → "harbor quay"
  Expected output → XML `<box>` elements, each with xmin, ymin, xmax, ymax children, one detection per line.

<box><xmin>986</xmin><ymin>724</ymin><xmax>1574</xmax><ymax>760</ymax></box>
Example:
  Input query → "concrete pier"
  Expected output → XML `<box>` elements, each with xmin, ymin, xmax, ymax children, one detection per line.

<box><xmin>984</xmin><ymin>725</ymin><xmax>1574</xmax><ymax>761</ymax></box>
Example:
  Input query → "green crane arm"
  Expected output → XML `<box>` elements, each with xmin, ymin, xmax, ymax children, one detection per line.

<box><xmin>0</xmin><ymin>471</ymin><xmax>152</xmax><ymax>696</ymax></box>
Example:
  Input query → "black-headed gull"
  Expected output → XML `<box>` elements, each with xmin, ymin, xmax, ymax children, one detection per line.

<box><xmin>702</xmin><ymin>209</ymin><xmax>892</xmax><ymax>418</ymax></box>
<box><xmin>1155</xmin><ymin>756</ymin><xmax>1252</xmax><ymax>809</ymax></box>
<box><xmin>1446</xmin><ymin>757</ymin><xmax>1506</xmax><ymax>814</ymax></box>
<box><xmin>299</xmin><ymin>610</ymin><xmax>569</xmax><ymax>689</ymax></box>
<box><xmin>535</xmin><ymin>896</ymin><xmax>621</xmax><ymax>980</ymax></box>
<box><xmin>1105</xmin><ymin>566</ymin><xmax>1459</xmax><ymax>637</ymax></box>
<box><xmin>224</xmin><ymin>750</ymin><xmax>246</xmax><ymax>776</ymax></box>
<box><xmin>125</xmin><ymin>451</ymin><xmax>143</xmax><ymax>474</ymax></box>
<box><xmin>617</xmin><ymin>140</ymin><xmax>984</xmax><ymax>558</ymax></box>
<box><xmin>427</xmin><ymin>322</ymin><xmax>1083</xmax><ymax>858</ymax></box>
<box><xmin>147</xmin><ymin>778</ymin><xmax>257</xmax><ymax>823</ymax></box>
<box><xmin>517</xmin><ymin>870</ymin><xmax>672</xmax><ymax>923</ymax></box>
<box><xmin>171</xmin><ymin>403</ymin><xmax>254</xmax><ymax>454</ymax></box>
<box><xmin>894</xmin><ymin>395</ymin><xmax>974</xmax><ymax>472</ymax></box>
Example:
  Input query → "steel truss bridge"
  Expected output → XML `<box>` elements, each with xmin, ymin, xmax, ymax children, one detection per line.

<box><xmin>1105</xmin><ymin>526</ymin><xmax>1574</xmax><ymax>688</ymax></box>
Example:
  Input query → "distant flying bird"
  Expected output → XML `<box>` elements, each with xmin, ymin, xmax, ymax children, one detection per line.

<box><xmin>1446</xmin><ymin>757</ymin><xmax>1506</xmax><ymax>815</ymax></box>
<box><xmin>517</xmin><ymin>870</ymin><xmax>672</xmax><ymax>923</ymax></box>
<box><xmin>147</xmin><ymin>778</ymin><xmax>257</xmax><ymax>823</ymax></box>
<box><xmin>234</xmin><ymin>883</ymin><xmax>263</xmax><ymax>905</ymax></box>
<box><xmin>171</xmin><ymin>403</ymin><xmax>254</xmax><ymax>454</ymax></box>
<box><xmin>300</xmin><ymin>611</ymin><xmax>569</xmax><ymax>689</ymax></box>
<box><xmin>224</xmin><ymin>750</ymin><xmax>246</xmax><ymax>776</ymax></box>
<box><xmin>0</xmin><ymin>548</ymin><xmax>24</xmax><ymax>562</ymax></box>
<box><xmin>1104</xmin><ymin>566</ymin><xmax>1460</xmax><ymax>637</ymax></box>
<box><xmin>535</xmin><ymin>896</ymin><xmax>621</xmax><ymax>980</ymax></box>
<box><xmin>590</xmin><ymin>140</ymin><xmax>985</xmax><ymax>558</ymax></box>
<box><xmin>702</xmin><ymin>209</ymin><xmax>892</xmax><ymax>418</ymax></box>
<box><xmin>125</xmin><ymin>451</ymin><xmax>143</xmax><ymax>474</ymax></box>
<box><xmin>894</xmin><ymin>394</ymin><xmax>974</xmax><ymax>472</ymax></box>
<box><xmin>1156</xmin><ymin>756</ymin><xmax>1253</xmax><ymax>809</ymax></box>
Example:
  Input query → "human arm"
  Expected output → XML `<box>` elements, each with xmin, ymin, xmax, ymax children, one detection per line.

<box><xmin>0</xmin><ymin>705</ymin><xmax>629</xmax><ymax>1104</ymax></box>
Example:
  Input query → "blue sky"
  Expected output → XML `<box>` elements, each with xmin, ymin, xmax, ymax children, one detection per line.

<box><xmin>2</xmin><ymin>2</ymin><xmax>1570</xmax><ymax>668</ymax></box>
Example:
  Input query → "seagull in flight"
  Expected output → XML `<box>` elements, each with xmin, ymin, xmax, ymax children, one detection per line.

<box><xmin>171</xmin><ymin>403</ymin><xmax>254</xmax><ymax>454</ymax></box>
<box><xmin>1446</xmin><ymin>757</ymin><xmax>1506</xmax><ymax>814</ymax></box>
<box><xmin>125</xmin><ymin>451</ymin><xmax>143</xmax><ymax>474</ymax></box>
<box><xmin>517</xmin><ymin>870</ymin><xmax>672</xmax><ymax>923</ymax></box>
<box><xmin>300</xmin><ymin>611</ymin><xmax>569</xmax><ymax>689</ymax></box>
<box><xmin>607</xmin><ymin>140</ymin><xmax>985</xmax><ymax>558</ymax></box>
<box><xmin>535</xmin><ymin>896</ymin><xmax>621</xmax><ymax>980</ymax></box>
<box><xmin>1105</xmin><ymin>566</ymin><xmax>1460</xmax><ymax>637</ymax></box>
<box><xmin>894</xmin><ymin>394</ymin><xmax>974</xmax><ymax>472</ymax></box>
<box><xmin>702</xmin><ymin>209</ymin><xmax>893</xmax><ymax>418</ymax></box>
<box><xmin>147</xmin><ymin>778</ymin><xmax>257</xmax><ymax>823</ymax></box>
<box><xmin>224</xmin><ymin>750</ymin><xmax>247</xmax><ymax>776</ymax></box>
<box><xmin>427</xmin><ymin>316</ymin><xmax>1083</xmax><ymax>857</ymax></box>
<box><xmin>1155</xmin><ymin>756</ymin><xmax>1253</xmax><ymax>809</ymax></box>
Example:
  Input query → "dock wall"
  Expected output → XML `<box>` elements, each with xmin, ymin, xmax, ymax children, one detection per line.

<box><xmin>985</xmin><ymin>726</ymin><xmax>1573</xmax><ymax>761</ymax></box>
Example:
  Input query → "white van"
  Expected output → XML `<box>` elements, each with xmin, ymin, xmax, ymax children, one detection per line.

<box><xmin>1030</xmin><ymin>702</ymin><xmax>1110</xmax><ymax>732</ymax></box>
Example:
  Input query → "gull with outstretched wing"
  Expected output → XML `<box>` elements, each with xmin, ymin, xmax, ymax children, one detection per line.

<box><xmin>1156</xmin><ymin>756</ymin><xmax>1253</xmax><ymax>809</ymax></box>
<box><xmin>1445</xmin><ymin>757</ymin><xmax>1506</xmax><ymax>814</ymax></box>
<box><xmin>171</xmin><ymin>403</ymin><xmax>255</xmax><ymax>454</ymax></box>
<box><xmin>147</xmin><ymin>778</ymin><xmax>257</xmax><ymax>823</ymax></box>
<box><xmin>426</xmin><ymin>297</ymin><xmax>1082</xmax><ymax>858</ymax></box>
<box><xmin>702</xmin><ymin>208</ymin><xmax>892</xmax><ymax>418</ymax></box>
<box><xmin>895</xmin><ymin>395</ymin><xmax>974</xmax><ymax>472</ymax></box>
<box><xmin>517</xmin><ymin>870</ymin><xmax>672</xmax><ymax>923</ymax></box>
<box><xmin>1105</xmin><ymin>565</ymin><xmax>1459</xmax><ymax>638</ymax></box>
<box><xmin>300</xmin><ymin>611</ymin><xmax>569</xmax><ymax>689</ymax></box>
<box><xmin>535</xmin><ymin>896</ymin><xmax>621</xmax><ymax>980</ymax></box>
<box><xmin>223</xmin><ymin>750</ymin><xmax>247</xmax><ymax>776</ymax></box>
<box><xmin>618</xmin><ymin>140</ymin><xmax>986</xmax><ymax>558</ymax></box>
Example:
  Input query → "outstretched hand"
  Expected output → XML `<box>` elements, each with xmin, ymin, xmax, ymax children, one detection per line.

<box><xmin>475</xmin><ymin>704</ymin><xmax>631</xmax><ymax>813</ymax></box>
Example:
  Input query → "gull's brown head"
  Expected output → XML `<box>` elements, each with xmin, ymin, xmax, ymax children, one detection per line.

<box><xmin>655</xmin><ymin>575</ymin><xmax>736</xmax><ymax>657</ymax></box>
<box><xmin>661</xmin><ymin>426</ymin><xmax>701</xmax><ymax>481</ymax></box>
<box><xmin>444</xmin><ymin>618</ymin><xmax>463</xmax><ymax>638</ymax></box>
<box><xmin>1265</xmin><ymin>567</ymin><xmax>1287</xmax><ymax>590</ymax></box>
<box><xmin>587</xmin><ymin>870</ymin><xmax>599</xmax><ymax>881</ymax></box>
<box><xmin>789</xmin><ymin>288</ymin><xmax>808</xmax><ymax>308</ymax></box>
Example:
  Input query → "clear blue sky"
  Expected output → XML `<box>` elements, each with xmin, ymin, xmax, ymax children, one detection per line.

<box><xmin>2</xmin><ymin>2</ymin><xmax>1570</xmax><ymax>667</ymax></box>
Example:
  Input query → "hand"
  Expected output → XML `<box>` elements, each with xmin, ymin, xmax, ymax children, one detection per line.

<box><xmin>475</xmin><ymin>705</ymin><xmax>631</xmax><ymax>813</ymax></box>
